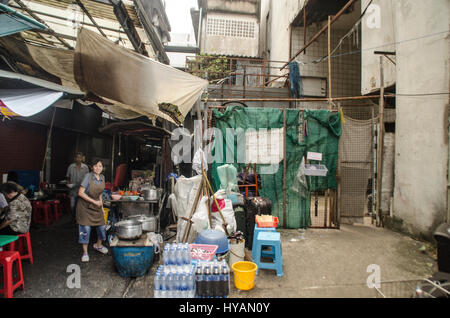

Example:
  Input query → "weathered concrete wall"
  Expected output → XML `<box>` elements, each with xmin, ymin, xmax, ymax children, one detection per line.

<box><xmin>393</xmin><ymin>0</ymin><xmax>449</xmax><ymax>239</ymax></box>
<box><xmin>200</xmin><ymin>12</ymin><xmax>260</xmax><ymax>57</ymax></box>
<box><xmin>360</xmin><ymin>0</ymin><xmax>397</xmax><ymax>94</ymax></box>
<box><xmin>259</xmin><ymin>0</ymin><xmax>306</xmax><ymax>85</ymax></box>
<box><xmin>205</xmin><ymin>0</ymin><xmax>259</xmax><ymax>16</ymax></box>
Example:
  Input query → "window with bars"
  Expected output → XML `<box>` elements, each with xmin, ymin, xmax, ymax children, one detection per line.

<box><xmin>206</xmin><ymin>18</ymin><xmax>256</xmax><ymax>38</ymax></box>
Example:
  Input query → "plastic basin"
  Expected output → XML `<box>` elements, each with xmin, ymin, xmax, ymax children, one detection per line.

<box><xmin>111</xmin><ymin>246</ymin><xmax>154</xmax><ymax>278</ymax></box>
<box><xmin>195</xmin><ymin>229</ymin><xmax>229</xmax><ymax>254</ymax></box>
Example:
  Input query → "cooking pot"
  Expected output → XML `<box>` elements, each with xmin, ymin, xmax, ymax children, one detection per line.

<box><xmin>128</xmin><ymin>215</ymin><xmax>157</xmax><ymax>233</ymax></box>
<box><xmin>142</xmin><ymin>189</ymin><xmax>158</xmax><ymax>201</ymax></box>
<box><xmin>114</xmin><ymin>220</ymin><xmax>142</xmax><ymax>240</ymax></box>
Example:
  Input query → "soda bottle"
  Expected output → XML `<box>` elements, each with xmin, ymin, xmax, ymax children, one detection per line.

<box><xmin>204</xmin><ymin>264</ymin><xmax>212</xmax><ymax>298</ymax></box>
<box><xmin>221</xmin><ymin>263</ymin><xmax>229</xmax><ymax>298</ymax></box>
<box><xmin>212</xmin><ymin>264</ymin><xmax>220</xmax><ymax>298</ymax></box>
<box><xmin>195</xmin><ymin>265</ymin><xmax>203</xmax><ymax>298</ymax></box>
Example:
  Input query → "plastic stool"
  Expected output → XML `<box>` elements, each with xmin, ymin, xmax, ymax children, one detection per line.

<box><xmin>55</xmin><ymin>194</ymin><xmax>70</xmax><ymax>214</ymax></box>
<box><xmin>0</xmin><ymin>251</ymin><xmax>25</xmax><ymax>298</ymax></box>
<box><xmin>32</xmin><ymin>201</ymin><xmax>53</xmax><ymax>227</ymax></box>
<box><xmin>253</xmin><ymin>231</ymin><xmax>283</xmax><ymax>277</ymax></box>
<box><xmin>47</xmin><ymin>200</ymin><xmax>62</xmax><ymax>221</ymax></box>
<box><xmin>6</xmin><ymin>233</ymin><xmax>33</xmax><ymax>265</ymax></box>
<box><xmin>252</xmin><ymin>224</ymin><xmax>276</xmax><ymax>261</ymax></box>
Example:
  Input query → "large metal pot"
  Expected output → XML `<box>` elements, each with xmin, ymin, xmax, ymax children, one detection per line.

<box><xmin>142</xmin><ymin>189</ymin><xmax>158</xmax><ymax>201</ymax></box>
<box><xmin>128</xmin><ymin>215</ymin><xmax>157</xmax><ymax>233</ymax></box>
<box><xmin>114</xmin><ymin>220</ymin><xmax>142</xmax><ymax>240</ymax></box>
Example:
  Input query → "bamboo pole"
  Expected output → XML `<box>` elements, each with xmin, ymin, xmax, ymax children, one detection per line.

<box><xmin>181</xmin><ymin>178</ymin><xmax>204</xmax><ymax>243</ymax></box>
<box><xmin>203</xmin><ymin>95</ymin><xmax>394</xmax><ymax>103</ymax></box>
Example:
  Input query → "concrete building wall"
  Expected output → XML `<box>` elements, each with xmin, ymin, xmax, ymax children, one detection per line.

<box><xmin>392</xmin><ymin>0</ymin><xmax>449</xmax><ymax>239</ymax></box>
<box><xmin>361</xmin><ymin>0</ymin><xmax>396</xmax><ymax>94</ymax></box>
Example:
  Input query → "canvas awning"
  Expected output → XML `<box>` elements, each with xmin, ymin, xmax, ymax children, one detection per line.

<box><xmin>0</xmin><ymin>70</ymin><xmax>84</xmax><ymax>117</ymax></box>
<box><xmin>0</xmin><ymin>3</ymin><xmax>46</xmax><ymax>37</ymax></box>
<box><xmin>74</xmin><ymin>28</ymin><xmax>208</xmax><ymax>124</ymax></box>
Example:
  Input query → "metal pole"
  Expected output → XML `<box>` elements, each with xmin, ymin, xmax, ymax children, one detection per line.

<box><xmin>376</xmin><ymin>56</ymin><xmax>385</xmax><ymax>227</ymax></box>
<box><xmin>41</xmin><ymin>106</ymin><xmax>57</xmax><ymax>182</ymax></box>
<box><xmin>328</xmin><ymin>15</ymin><xmax>333</xmax><ymax>110</ymax></box>
<box><xmin>203</xmin><ymin>95</ymin><xmax>394</xmax><ymax>103</ymax></box>
<box><xmin>283</xmin><ymin>107</ymin><xmax>287</xmax><ymax>228</ymax></box>
<box><xmin>111</xmin><ymin>134</ymin><xmax>115</xmax><ymax>186</ymax></box>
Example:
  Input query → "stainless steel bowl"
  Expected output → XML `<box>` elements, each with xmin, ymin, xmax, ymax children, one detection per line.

<box><xmin>114</xmin><ymin>220</ymin><xmax>142</xmax><ymax>240</ymax></box>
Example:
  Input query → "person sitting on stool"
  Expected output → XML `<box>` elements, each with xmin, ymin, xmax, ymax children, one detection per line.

<box><xmin>0</xmin><ymin>182</ymin><xmax>32</xmax><ymax>235</ymax></box>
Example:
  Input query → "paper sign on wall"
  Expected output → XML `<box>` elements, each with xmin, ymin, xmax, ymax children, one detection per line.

<box><xmin>307</xmin><ymin>152</ymin><xmax>323</xmax><ymax>161</ymax></box>
<box><xmin>245</xmin><ymin>128</ymin><xmax>284</xmax><ymax>164</ymax></box>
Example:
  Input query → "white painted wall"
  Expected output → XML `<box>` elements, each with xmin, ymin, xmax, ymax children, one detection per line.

<box><xmin>361</xmin><ymin>0</ymin><xmax>396</xmax><ymax>94</ymax></box>
<box><xmin>392</xmin><ymin>0</ymin><xmax>449</xmax><ymax>238</ymax></box>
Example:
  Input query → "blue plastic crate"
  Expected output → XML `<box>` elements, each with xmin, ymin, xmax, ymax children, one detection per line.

<box><xmin>111</xmin><ymin>245</ymin><xmax>154</xmax><ymax>278</ymax></box>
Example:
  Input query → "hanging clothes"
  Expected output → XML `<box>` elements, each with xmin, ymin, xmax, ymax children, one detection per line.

<box><xmin>288</xmin><ymin>61</ymin><xmax>303</xmax><ymax>98</ymax></box>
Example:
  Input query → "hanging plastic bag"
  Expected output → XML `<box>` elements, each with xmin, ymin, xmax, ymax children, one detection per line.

<box><xmin>292</xmin><ymin>157</ymin><xmax>309</xmax><ymax>198</ymax></box>
<box><xmin>192</xmin><ymin>148</ymin><xmax>208</xmax><ymax>175</ymax></box>
<box><xmin>192</xmin><ymin>196</ymin><xmax>210</xmax><ymax>233</ymax></box>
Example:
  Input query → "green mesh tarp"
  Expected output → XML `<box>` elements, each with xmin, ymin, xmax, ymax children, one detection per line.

<box><xmin>304</xmin><ymin>109</ymin><xmax>342</xmax><ymax>191</ymax></box>
<box><xmin>211</xmin><ymin>106</ymin><xmax>341</xmax><ymax>229</ymax></box>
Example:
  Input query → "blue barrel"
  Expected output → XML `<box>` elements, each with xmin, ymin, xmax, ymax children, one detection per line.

<box><xmin>112</xmin><ymin>246</ymin><xmax>154</xmax><ymax>278</ymax></box>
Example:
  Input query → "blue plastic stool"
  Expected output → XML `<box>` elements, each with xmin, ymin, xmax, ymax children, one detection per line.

<box><xmin>253</xmin><ymin>231</ymin><xmax>283</xmax><ymax>277</ymax></box>
<box><xmin>252</xmin><ymin>224</ymin><xmax>276</xmax><ymax>261</ymax></box>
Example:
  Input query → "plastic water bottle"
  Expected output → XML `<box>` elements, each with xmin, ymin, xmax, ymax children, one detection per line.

<box><xmin>182</xmin><ymin>244</ymin><xmax>191</xmax><ymax>273</ymax></box>
<box><xmin>176</xmin><ymin>244</ymin><xmax>184</xmax><ymax>273</ymax></box>
<box><xmin>163</xmin><ymin>245</ymin><xmax>170</xmax><ymax>274</ymax></box>
<box><xmin>180</xmin><ymin>273</ymin><xmax>188</xmax><ymax>298</ymax></box>
<box><xmin>169</xmin><ymin>245</ymin><xmax>176</xmax><ymax>273</ymax></box>
<box><xmin>160</xmin><ymin>272</ymin><xmax>167</xmax><ymax>298</ymax></box>
<box><xmin>173</xmin><ymin>273</ymin><xmax>180</xmax><ymax>298</ymax></box>
<box><xmin>153</xmin><ymin>272</ymin><xmax>161</xmax><ymax>298</ymax></box>
<box><xmin>167</xmin><ymin>273</ymin><xmax>174</xmax><ymax>298</ymax></box>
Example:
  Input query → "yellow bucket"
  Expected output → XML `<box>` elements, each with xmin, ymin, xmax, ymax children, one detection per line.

<box><xmin>103</xmin><ymin>208</ymin><xmax>109</xmax><ymax>225</ymax></box>
<box><xmin>231</xmin><ymin>261</ymin><xmax>258</xmax><ymax>291</ymax></box>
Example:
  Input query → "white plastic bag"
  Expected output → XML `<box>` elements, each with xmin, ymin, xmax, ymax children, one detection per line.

<box><xmin>211</xmin><ymin>198</ymin><xmax>237</xmax><ymax>234</ymax></box>
<box><xmin>192</xmin><ymin>196</ymin><xmax>210</xmax><ymax>233</ymax></box>
<box><xmin>192</xmin><ymin>148</ymin><xmax>208</xmax><ymax>175</ymax></box>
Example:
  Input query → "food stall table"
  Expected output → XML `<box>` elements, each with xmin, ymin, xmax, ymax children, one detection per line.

<box><xmin>0</xmin><ymin>235</ymin><xmax>18</xmax><ymax>248</ymax></box>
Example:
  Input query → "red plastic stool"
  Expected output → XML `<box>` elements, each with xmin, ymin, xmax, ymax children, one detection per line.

<box><xmin>55</xmin><ymin>194</ymin><xmax>70</xmax><ymax>214</ymax></box>
<box><xmin>0</xmin><ymin>251</ymin><xmax>25</xmax><ymax>298</ymax></box>
<box><xmin>32</xmin><ymin>201</ymin><xmax>53</xmax><ymax>227</ymax></box>
<box><xmin>47</xmin><ymin>200</ymin><xmax>62</xmax><ymax>221</ymax></box>
<box><xmin>6</xmin><ymin>233</ymin><xmax>33</xmax><ymax>265</ymax></box>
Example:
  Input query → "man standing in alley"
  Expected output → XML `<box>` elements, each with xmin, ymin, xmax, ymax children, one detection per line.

<box><xmin>66</xmin><ymin>152</ymin><xmax>89</xmax><ymax>219</ymax></box>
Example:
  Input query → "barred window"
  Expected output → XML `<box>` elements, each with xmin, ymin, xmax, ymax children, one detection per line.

<box><xmin>206</xmin><ymin>18</ymin><xmax>256</xmax><ymax>38</ymax></box>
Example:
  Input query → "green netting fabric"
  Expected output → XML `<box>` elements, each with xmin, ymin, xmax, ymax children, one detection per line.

<box><xmin>211</xmin><ymin>106</ymin><xmax>340</xmax><ymax>229</ymax></box>
<box><xmin>303</xmin><ymin>109</ymin><xmax>342</xmax><ymax>191</ymax></box>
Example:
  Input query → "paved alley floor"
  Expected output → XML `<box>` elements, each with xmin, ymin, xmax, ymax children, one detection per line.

<box><xmin>10</xmin><ymin>213</ymin><xmax>437</xmax><ymax>298</ymax></box>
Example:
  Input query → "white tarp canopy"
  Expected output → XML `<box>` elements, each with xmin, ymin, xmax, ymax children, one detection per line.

<box><xmin>0</xmin><ymin>88</ymin><xmax>63</xmax><ymax>117</ymax></box>
<box><xmin>74</xmin><ymin>28</ymin><xmax>209</xmax><ymax>124</ymax></box>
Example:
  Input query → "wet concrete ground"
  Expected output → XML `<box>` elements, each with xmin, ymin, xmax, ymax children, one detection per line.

<box><xmin>8</xmin><ymin>213</ymin><xmax>437</xmax><ymax>298</ymax></box>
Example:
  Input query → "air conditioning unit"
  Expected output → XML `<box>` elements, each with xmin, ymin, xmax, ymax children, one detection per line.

<box><xmin>301</xmin><ymin>76</ymin><xmax>327</xmax><ymax>97</ymax></box>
